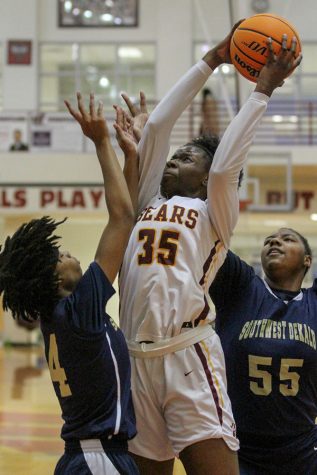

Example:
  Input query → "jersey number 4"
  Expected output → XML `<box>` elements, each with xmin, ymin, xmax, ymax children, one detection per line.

<box><xmin>138</xmin><ymin>229</ymin><xmax>180</xmax><ymax>266</ymax></box>
<box><xmin>249</xmin><ymin>355</ymin><xmax>304</xmax><ymax>396</ymax></box>
<box><xmin>48</xmin><ymin>334</ymin><xmax>72</xmax><ymax>397</ymax></box>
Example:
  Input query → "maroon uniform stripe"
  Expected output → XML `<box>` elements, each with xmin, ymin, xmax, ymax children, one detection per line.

<box><xmin>199</xmin><ymin>240</ymin><xmax>220</xmax><ymax>286</ymax></box>
<box><xmin>194</xmin><ymin>295</ymin><xmax>210</xmax><ymax>326</ymax></box>
<box><xmin>194</xmin><ymin>342</ymin><xmax>223</xmax><ymax>425</ymax></box>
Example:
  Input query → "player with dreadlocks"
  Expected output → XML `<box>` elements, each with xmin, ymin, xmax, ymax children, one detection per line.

<box><xmin>0</xmin><ymin>93</ymin><xmax>139</xmax><ymax>475</ymax></box>
<box><xmin>0</xmin><ymin>216</ymin><xmax>66</xmax><ymax>321</ymax></box>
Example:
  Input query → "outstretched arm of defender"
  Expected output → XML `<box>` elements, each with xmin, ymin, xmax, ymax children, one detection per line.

<box><xmin>65</xmin><ymin>93</ymin><xmax>134</xmax><ymax>283</ymax></box>
<box><xmin>113</xmin><ymin>105</ymin><xmax>139</xmax><ymax>214</ymax></box>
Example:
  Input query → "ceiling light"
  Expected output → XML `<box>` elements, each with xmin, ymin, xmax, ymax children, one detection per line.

<box><xmin>310</xmin><ymin>214</ymin><xmax>317</xmax><ymax>221</ymax></box>
<box><xmin>83</xmin><ymin>10</ymin><xmax>93</xmax><ymax>19</ymax></box>
<box><xmin>101</xmin><ymin>13</ymin><xmax>113</xmax><ymax>22</ymax></box>
<box><xmin>114</xmin><ymin>17</ymin><xmax>122</xmax><ymax>25</ymax></box>
<box><xmin>105</xmin><ymin>0</ymin><xmax>114</xmax><ymax>6</ymax></box>
<box><xmin>64</xmin><ymin>1</ymin><xmax>72</xmax><ymax>12</ymax></box>
<box><xmin>289</xmin><ymin>115</ymin><xmax>298</xmax><ymax>123</ymax></box>
<box><xmin>272</xmin><ymin>115</ymin><xmax>283</xmax><ymax>123</ymax></box>
<box><xmin>118</xmin><ymin>47</ymin><xmax>142</xmax><ymax>59</ymax></box>
<box><xmin>72</xmin><ymin>7</ymin><xmax>80</xmax><ymax>15</ymax></box>
<box><xmin>99</xmin><ymin>76</ymin><xmax>110</xmax><ymax>87</ymax></box>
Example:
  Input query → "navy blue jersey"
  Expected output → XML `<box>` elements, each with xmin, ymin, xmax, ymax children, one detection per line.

<box><xmin>210</xmin><ymin>251</ymin><xmax>317</xmax><ymax>474</ymax></box>
<box><xmin>41</xmin><ymin>262</ymin><xmax>136</xmax><ymax>442</ymax></box>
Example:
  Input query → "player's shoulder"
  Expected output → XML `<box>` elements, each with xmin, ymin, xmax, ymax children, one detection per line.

<box><xmin>302</xmin><ymin>279</ymin><xmax>317</xmax><ymax>298</ymax></box>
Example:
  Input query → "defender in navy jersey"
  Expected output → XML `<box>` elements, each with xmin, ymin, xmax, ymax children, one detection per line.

<box><xmin>0</xmin><ymin>94</ymin><xmax>139</xmax><ymax>474</ymax></box>
<box><xmin>210</xmin><ymin>228</ymin><xmax>317</xmax><ymax>475</ymax></box>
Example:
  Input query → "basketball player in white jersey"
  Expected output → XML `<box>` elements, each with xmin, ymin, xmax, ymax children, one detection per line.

<box><xmin>115</xmin><ymin>30</ymin><xmax>301</xmax><ymax>475</ymax></box>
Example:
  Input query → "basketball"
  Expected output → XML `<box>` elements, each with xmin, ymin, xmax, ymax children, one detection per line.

<box><xmin>230</xmin><ymin>14</ymin><xmax>301</xmax><ymax>82</ymax></box>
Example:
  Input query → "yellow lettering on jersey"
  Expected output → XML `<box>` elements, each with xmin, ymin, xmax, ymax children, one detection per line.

<box><xmin>48</xmin><ymin>333</ymin><xmax>72</xmax><ymax>397</ymax></box>
<box><xmin>272</xmin><ymin>321</ymin><xmax>278</xmax><ymax>338</ymax></box>
<box><xmin>249</xmin><ymin>355</ymin><xmax>304</xmax><ymax>397</ymax></box>
<box><xmin>248</xmin><ymin>321</ymin><xmax>256</xmax><ymax>338</ymax></box>
<box><xmin>239</xmin><ymin>322</ymin><xmax>250</xmax><ymax>340</ymax></box>
<box><xmin>293</xmin><ymin>323</ymin><xmax>299</xmax><ymax>341</ymax></box>
<box><xmin>265</xmin><ymin>320</ymin><xmax>273</xmax><ymax>338</ymax></box>
<box><xmin>279</xmin><ymin>358</ymin><xmax>304</xmax><ymax>396</ymax></box>
<box><xmin>238</xmin><ymin>319</ymin><xmax>315</xmax><ymax>349</ymax></box>
<box><xmin>259</xmin><ymin>319</ymin><xmax>268</xmax><ymax>338</ymax></box>
<box><xmin>249</xmin><ymin>355</ymin><xmax>272</xmax><ymax>396</ymax></box>
<box><xmin>254</xmin><ymin>320</ymin><xmax>262</xmax><ymax>338</ymax></box>
<box><xmin>304</xmin><ymin>324</ymin><xmax>310</xmax><ymax>346</ymax></box>
<box><xmin>311</xmin><ymin>328</ymin><xmax>316</xmax><ymax>350</ymax></box>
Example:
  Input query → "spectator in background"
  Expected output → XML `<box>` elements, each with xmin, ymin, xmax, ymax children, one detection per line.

<box><xmin>199</xmin><ymin>87</ymin><xmax>220</xmax><ymax>137</ymax></box>
<box><xmin>9</xmin><ymin>129</ymin><xmax>29</xmax><ymax>151</ymax></box>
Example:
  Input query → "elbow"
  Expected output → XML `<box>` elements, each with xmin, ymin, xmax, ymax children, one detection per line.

<box><xmin>145</xmin><ymin>115</ymin><xmax>167</xmax><ymax>135</ymax></box>
<box><xmin>109</xmin><ymin>200</ymin><xmax>136</xmax><ymax>226</ymax></box>
<box><xmin>120</xmin><ymin>211</ymin><xmax>135</xmax><ymax>238</ymax></box>
<box><xmin>120</xmin><ymin>204</ymin><xmax>136</xmax><ymax>226</ymax></box>
<box><xmin>109</xmin><ymin>208</ymin><xmax>135</xmax><ymax>238</ymax></box>
<box><xmin>209</xmin><ymin>168</ymin><xmax>232</xmax><ymax>183</ymax></box>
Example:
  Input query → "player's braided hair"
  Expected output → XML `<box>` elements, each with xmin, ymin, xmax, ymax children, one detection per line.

<box><xmin>187</xmin><ymin>135</ymin><xmax>244</xmax><ymax>187</ymax></box>
<box><xmin>187</xmin><ymin>135</ymin><xmax>220</xmax><ymax>167</ymax></box>
<box><xmin>0</xmin><ymin>216</ymin><xmax>66</xmax><ymax>322</ymax></box>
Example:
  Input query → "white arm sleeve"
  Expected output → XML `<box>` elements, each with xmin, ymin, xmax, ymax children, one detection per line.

<box><xmin>137</xmin><ymin>60</ymin><xmax>213</xmax><ymax>214</ymax></box>
<box><xmin>207</xmin><ymin>92</ymin><xmax>269</xmax><ymax>249</ymax></box>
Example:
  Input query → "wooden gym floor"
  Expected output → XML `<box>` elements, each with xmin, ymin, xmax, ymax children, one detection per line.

<box><xmin>0</xmin><ymin>346</ymin><xmax>185</xmax><ymax>475</ymax></box>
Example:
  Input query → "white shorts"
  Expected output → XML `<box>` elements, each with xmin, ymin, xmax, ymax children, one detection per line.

<box><xmin>128</xmin><ymin>328</ymin><xmax>239</xmax><ymax>461</ymax></box>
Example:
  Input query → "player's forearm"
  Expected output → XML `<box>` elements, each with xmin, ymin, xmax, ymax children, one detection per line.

<box><xmin>210</xmin><ymin>92</ymin><xmax>269</xmax><ymax>178</ymax></box>
<box><xmin>123</xmin><ymin>151</ymin><xmax>139</xmax><ymax>215</ymax></box>
<box><xmin>96</xmin><ymin>139</ymin><xmax>135</xmax><ymax>222</ymax></box>
<box><xmin>143</xmin><ymin>61</ymin><xmax>213</xmax><ymax>135</ymax></box>
<box><xmin>207</xmin><ymin>92</ymin><xmax>269</xmax><ymax>248</ymax></box>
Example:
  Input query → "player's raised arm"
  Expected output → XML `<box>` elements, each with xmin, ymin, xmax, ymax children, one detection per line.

<box><xmin>65</xmin><ymin>93</ymin><xmax>134</xmax><ymax>283</ymax></box>
<box><xmin>113</xmin><ymin>104</ymin><xmax>139</xmax><ymax>214</ymax></box>
<box><xmin>207</xmin><ymin>35</ymin><xmax>302</xmax><ymax>249</ymax></box>
<box><xmin>131</xmin><ymin>25</ymin><xmax>241</xmax><ymax>214</ymax></box>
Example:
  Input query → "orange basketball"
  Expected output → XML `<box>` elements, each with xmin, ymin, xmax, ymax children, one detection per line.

<box><xmin>230</xmin><ymin>14</ymin><xmax>301</xmax><ymax>82</ymax></box>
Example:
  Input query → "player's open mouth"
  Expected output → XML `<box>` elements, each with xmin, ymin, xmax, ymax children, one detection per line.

<box><xmin>267</xmin><ymin>248</ymin><xmax>283</xmax><ymax>256</ymax></box>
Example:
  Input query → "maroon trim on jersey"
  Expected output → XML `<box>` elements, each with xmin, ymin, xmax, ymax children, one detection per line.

<box><xmin>199</xmin><ymin>240</ymin><xmax>220</xmax><ymax>286</ymax></box>
<box><xmin>194</xmin><ymin>342</ymin><xmax>223</xmax><ymax>426</ymax></box>
<box><xmin>194</xmin><ymin>295</ymin><xmax>209</xmax><ymax>326</ymax></box>
<box><xmin>194</xmin><ymin>241</ymin><xmax>219</xmax><ymax>326</ymax></box>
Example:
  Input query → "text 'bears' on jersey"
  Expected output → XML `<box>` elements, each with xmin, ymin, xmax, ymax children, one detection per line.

<box><xmin>137</xmin><ymin>203</ymin><xmax>199</xmax><ymax>230</ymax></box>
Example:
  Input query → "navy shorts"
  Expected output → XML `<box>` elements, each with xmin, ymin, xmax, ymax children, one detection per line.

<box><xmin>55</xmin><ymin>438</ymin><xmax>139</xmax><ymax>475</ymax></box>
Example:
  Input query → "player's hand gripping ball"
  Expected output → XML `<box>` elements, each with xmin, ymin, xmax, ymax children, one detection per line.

<box><xmin>230</xmin><ymin>14</ymin><xmax>302</xmax><ymax>82</ymax></box>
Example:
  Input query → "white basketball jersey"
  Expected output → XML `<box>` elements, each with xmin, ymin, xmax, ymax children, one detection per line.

<box><xmin>119</xmin><ymin>60</ymin><xmax>269</xmax><ymax>343</ymax></box>
<box><xmin>119</xmin><ymin>195</ymin><xmax>227</xmax><ymax>342</ymax></box>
